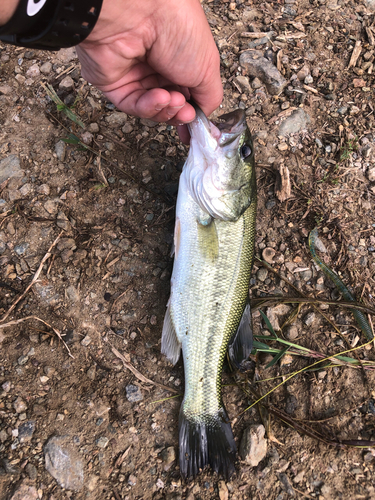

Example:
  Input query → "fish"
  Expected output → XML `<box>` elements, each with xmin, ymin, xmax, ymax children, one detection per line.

<box><xmin>161</xmin><ymin>104</ymin><xmax>257</xmax><ymax>478</ymax></box>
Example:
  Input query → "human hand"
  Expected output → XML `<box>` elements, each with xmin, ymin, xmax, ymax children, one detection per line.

<box><xmin>76</xmin><ymin>0</ymin><xmax>223</xmax><ymax>143</ymax></box>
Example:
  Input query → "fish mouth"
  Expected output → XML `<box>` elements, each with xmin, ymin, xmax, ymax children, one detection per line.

<box><xmin>188</xmin><ymin>102</ymin><xmax>246</xmax><ymax>150</ymax></box>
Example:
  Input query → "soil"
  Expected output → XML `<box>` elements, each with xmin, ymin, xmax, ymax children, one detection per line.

<box><xmin>1</xmin><ymin>1</ymin><xmax>375</xmax><ymax>499</ymax></box>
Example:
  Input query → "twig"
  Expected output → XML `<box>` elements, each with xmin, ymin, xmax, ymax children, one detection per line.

<box><xmin>1</xmin><ymin>232</ymin><xmax>63</xmax><ymax>323</ymax></box>
<box><xmin>347</xmin><ymin>40</ymin><xmax>362</xmax><ymax>69</ymax></box>
<box><xmin>0</xmin><ymin>315</ymin><xmax>73</xmax><ymax>358</ymax></box>
<box><xmin>111</xmin><ymin>347</ymin><xmax>179</xmax><ymax>394</ymax></box>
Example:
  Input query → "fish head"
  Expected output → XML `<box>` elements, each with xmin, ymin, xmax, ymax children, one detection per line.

<box><xmin>186</xmin><ymin>105</ymin><xmax>255</xmax><ymax>221</ymax></box>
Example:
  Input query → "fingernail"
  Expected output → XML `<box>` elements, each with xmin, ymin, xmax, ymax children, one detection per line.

<box><xmin>167</xmin><ymin>105</ymin><xmax>184</xmax><ymax>117</ymax></box>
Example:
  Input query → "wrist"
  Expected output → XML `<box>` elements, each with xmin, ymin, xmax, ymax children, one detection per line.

<box><xmin>0</xmin><ymin>0</ymin><xmax>20</xmax><ymax>26</ymax></box>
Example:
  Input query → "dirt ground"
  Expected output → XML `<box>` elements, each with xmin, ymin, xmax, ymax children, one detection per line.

<box><xmin>1</xmin><ymin>0</ymin><xmax>375</xmax><ymax>499</ymax></box>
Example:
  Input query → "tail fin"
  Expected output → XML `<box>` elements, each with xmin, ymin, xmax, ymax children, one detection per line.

<box><xmin>179</xmin><ymin>406</ymin><xmax>236</xmax><ymax>479</ymax></box>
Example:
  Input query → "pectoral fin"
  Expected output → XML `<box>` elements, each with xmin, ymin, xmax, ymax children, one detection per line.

<box><xmin>228</xmin><ymin>303</ymin><xmax>253</xmax><ymax>369</ymax></box>
<box><xmin>161</xmin><ymin>299</ymin><xmax>181</xmax><ymax>365</ymax></box>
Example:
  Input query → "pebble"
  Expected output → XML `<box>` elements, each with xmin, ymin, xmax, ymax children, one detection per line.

<box><xmin>0</xmin><ymin>155</ymin><xmax>23</xmax><ymax>184</ymax></box>
<box><xmin>0</xmin><ymin>84</ymin><xmax>12</xmax><ymax>94</ymax></box>
<box><xmin>26</xmin><ymin>463</ymin><xmax>38</xmax><ymax>481</ymax></box>
<box><xmin>37</xmin><ymin>183</ymin><xmax>50</xmax><ymax>195</ymax></box>
<box><xmin>367</xmin><ymin>167</ymin><xmax>375</xmax><ymax>182</ymax></box>
<box><xmin>239</xmin><ymin>424</ymin><xmax>267</xmax><ymax>466</ymax></box>
<box><xmin>40</xmin><ymin>62</ymin><xmax>52</xmax><ymax>75</ymax></box>
<box><xmin>240</xmin><ymin>50</ymin><xmax>287</xmax><ymax>95</ymax></box>
<box><xmin>26</xmin><ymin>64</ymin><xmax>40</xmax><ymax>78</ymax></box>
<box><xmin>14</xmin><ymin>242</ymin><xmax>29</xmax><ymax>255</ymax></box>
<box><xmin>122</xmin><ymin>122</ymin><xmax>134</xmax><ymax>134</ymax></box>
<box><xmin>81</xmin><ymin>131</ymin><xmax>93</xmax><ymax>145</ymax></box>
<box><xmin>279</xmin><ymin>109</ymin><xmax>311</xmax><ymax>136</ymax></box>
<box><xmin>88</xmin><ymin>122</ymin><xmax>99</xmax><ymax>133</ymax></box>
<box><xmin>297</xmin><ymin>64</ymin><xmax>310</xmax><ymax>81</ymax></box>
<box><xmin>304</xmin><ymin>311</ymin><xmax>317</xmax><ymax>326</ymax></box>
<box><xmin>285</xmin><ymin>325</ymin><xmax>299</xmax><ymax>340</ymax></box>
<box><xmin>96</xmin><ymin>436</ymin><xmax>109</xmax><ymax>448</ymax></box>
<box><xmin>59</xmin><ymin>76</ymin><xmax>74</xmax><ymax>91</ymax></box>
<box><xmin>218</xmin><ymin>481</ymin><xmax>229</xmax><ymax>500</ymax></box>
<box><xmin>161</xmin><ymin>446</ymin><xmax>176</xmax><ymax>465</ymax></box>
<box><xmin>257</xmin><ymin>267</ymin><xmax>268</xmax><ymax>282</ymax></box>
<box><xmin>44</xmin><ymin>435</ymin><xmax>84</xmax><ymax>491</ymax></box>
<box><xmin>13</xmin><ymin>396</ymin><xmax>28</xmax><ymax>413</ymax></box>
<box><xmin>81</xmin><ymin>335</ymin><xmax>92</xmax><ymax>347</ymax></box>
<box><xmin>278</xmin><ymin>472</ymin><xmax>295</xmax><ymax>497</ymax></box>
<box><xmin>304</xmin><ymin>75</ymin><xmax>314</xmax><ymax>84</ymax></box>
<box><xmin>18</xmin><ymin>420</ymin><xmax>35</xmax><ymax>442</ymax></box>
<box><xmin>234</xmin><ymin>75</ymin><xmax>251</xmax><ymax>93</ymax></box>
<box><xmin>9</xmin><ymin>481</ymin><xmax>38</xmax><ymax>500</ymax></box>
<box><xmin>105</xmin><ymin>112</ymin><xmax>128</xmax><ymax>128</ymax></box>
<box><xmin>126</xmin><ymin>384</ymin><xmax>143</xmax><ymax>402</ymax></box>
<box><xmin>55</xmin><ymin>140</ymin><xmax>66</xmax><ymax>161</ymax></box>
<box><xmin>66</xmin><ymin>285</ymin><xmax>79</xmax><ymax>302</ymax></box>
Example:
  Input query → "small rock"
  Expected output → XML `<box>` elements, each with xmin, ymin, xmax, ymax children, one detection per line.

<box><xmin>0</xmin><ymin>155</ymin><xmax>23</xmax><ymax>184</ymax></box>
<box><xmin>239</xmin><ymin>424</ymin><xmax>267</xmax><ymax>466</ymax></box>
<box><xmin>14</xmin><ymin>243</ymin><xmax>29</xmax><ymax>255</ymax></box>
<box><xmin>88</xmin><ymin>122</ymin><xmax>99</xmax><ymax>133</ymax></box>
<box><xmin>234</xmin><ymin>75</ymin><xmax>251</xmax><ymax>93</ymax></box>
<box><xmin>122</xmin><ymin>122</ymin><xmax>134</xmax><ymax>134</ymax></box>
<box><xmin>278</xmin><ymin>472</ymin><xmax>295</xmax><ymax>497</ymax></box>
<box><xmin>87</xmin><ymin>365</ymin><xmax>96</xmax><ymax>380</ymax></box>
<box><xmin>218</xmin><ymin>481</ymin><xmax>229</xmax><ymax>500</ymax></box>
<box><xmin>44</xmin><ymin>435</ymin><xmax>84</xmax><ymax>491</ymax></box>
<box><xmin>128</xmin><ymin>474</ymin><xmax>137</xmax><ymax>486</ymax></box>
<box><xmin>40</xmin><ymin>62</ymin><xmax>52</xmax><ymax>75</ymax></box>
<box><xmin>304</xmin><ymin>311</ymin><xmax>316</xmax><ymax>326</ymax></box>
<box><xmin>0</xmin><ymin>84</ymin><xmax>12</xmax><ymax>94</ymax></box>
<box><xmin>80</xmin><ymin>131</ymin><xmax>93</xmax><ymax>145</ymax></box>
<box><xmin>18</xmin><ymin>421</ymin><xmax>35</xmax><ymax>442</ymax></box>
<box><xmin>13</xmin><ymin>397</ymin><xmax>27</xmax><ymax>413</ymax></box>
<box><xmin>125</xmin><ymin>384</ymin><xmax>143</xmax><ymax>402</ymax></box>
<box><xmin>81</xmin><ymin>335</ymin><xmax>91</xmax><ymax>347</ymax></box>
<box><xmin>59</xmin><ymin>76</ymin><xmax>74</xmax><ymax>91</ymax></box>
<box><xmin>279</xmin><ymin>109</ymin><xmax>311</xmax><ymax>136</ymax></box>
<box><xmin>297</xmin><ymin>65</ymin><xmax>310</xmax><ymax>81</ymax></box>
<box><xmin>96</xmin><ymin>436</ymin><xmax>109</xmax><ymax>448</ymax></box>
<box><xmin>37</xmin><ymin>184</ymin><xmax>50</xmax><ymax>195</ymax></box>
<box><xmin>161</xmin><ymin>446</ymin><xmax>176</xmax><ymax>465</ymax></box>
<box><xmin>66</xmin><ymin>285</ymin><xmax>79</xmax><ymax>302</ymax></box>
<box><xmin>55</xmin><ymin>141</ymin><xmax>66</xmax><ymax>161</ymax></box>
<box><xmin>304</xmin><ymin>75</ymin><xmax>314</xmax><ymax>84</ymax></box>
<box><xmin>44</xmin><ymin>199</ymin><xmax>58</xmax><ymax>214</ymax></box>
<box><xmin>87</xmin><ymin>475</ymin><xmax>99</xmax><ymax>491</ymax></box>
<box><xmin>105</xmin><ymin>112</ymin><xmax>128</xmax><ymax>128</ymax></box>
<box><xmin>240</xmin><ymin>50</ymin><xmax>287</xmax><ymax>95</ymax></box>
<box><xmin>262</xmin><ymin>247</ymin><xmax>276</xmax><ymax>263</ymax></box>
<box><xmin>367</xmin><ymin>167</ymin><xmax>375</xmax><ymax>182</ymax></box>
<box><xmin>26</xmin><ymin>64</ymin><xmax>40</xmax><ymax>78</ymax></box>
<box><xmin>25</xmin><ymin>463</ymin><xmax>38</xmax><ymax>481</ymax></box>
<box><xmin>285</xmin><ymin>325</ymin><xmax>299</xmax><ymax>340</ymax></box>
<box><xmin>251</xmin><ymin>77</ymin><xmax>262</xmax><ymax>89</ymax></box>
<box><xmin>9</xmin><ymin>481</ymin><xmax>38</xmax><ymax>500</ymax></box>
<box><xmin>257</xmin><ymin>268</ymin><xmax>268</xmax><ymax>282</ymax></box>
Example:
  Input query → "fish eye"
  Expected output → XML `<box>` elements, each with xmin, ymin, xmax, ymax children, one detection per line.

<box><xmin>240</xmin><ymin>144</ymin><xmax>252</xmax><ymax>159</ymax></box>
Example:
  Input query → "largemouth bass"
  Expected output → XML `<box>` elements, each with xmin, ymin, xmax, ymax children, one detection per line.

<box><xmin>162</xmin><ymin>105</ymin><xmax>257</xmax><ymax>478</ymax></box>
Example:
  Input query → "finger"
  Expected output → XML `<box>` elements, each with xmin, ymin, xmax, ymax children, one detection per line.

<box><xmin>189</xmin><ymin>51</ymin><xmax>223</xmax><ymax>118</ymax></box>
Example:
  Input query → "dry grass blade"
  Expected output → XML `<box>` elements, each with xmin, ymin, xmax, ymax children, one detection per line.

<box><xmin>111</xmin><ymin>347</ymin><xmax>179</xmax><ymax>394</ymax></box>
<box><xmin>0</xmin><ymin>315</ymin><xmax>73</xmax><ymax>358</ymax></box>
<box><xmin>1</xmin><ymin>231</ymin><xmax>63</xmax><ymax>323</ymax></box>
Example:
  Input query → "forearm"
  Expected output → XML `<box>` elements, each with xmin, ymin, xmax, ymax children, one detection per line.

<box><xmin>0</xmin><ymin>0</ymin><xmax>20</xmax><ymax>25</ymax></box>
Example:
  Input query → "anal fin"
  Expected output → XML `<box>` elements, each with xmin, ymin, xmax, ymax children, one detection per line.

<box><xmin>228</xmin><ymin>303</ymin><xmax>253</xmax><ymax>369</ymax></box>
<box><xmin>161</xmin><ymin>300</ymin><xmax>181</xmax><ymax>365</ymax></box>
